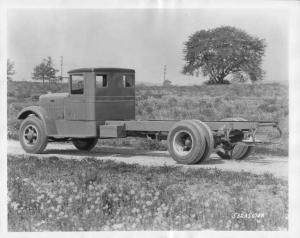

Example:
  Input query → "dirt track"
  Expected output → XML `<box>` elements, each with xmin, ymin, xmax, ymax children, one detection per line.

<box><xmin>7</xmin><ymin>140</ymin><xmax>288</xmax><ymax>180</ymax></box>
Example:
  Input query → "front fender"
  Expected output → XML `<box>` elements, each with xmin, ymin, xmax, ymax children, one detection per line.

<box><xmin>17</xmin><ymin>106</ymin><xmax>57</xmax><ymax>135</ymax></box>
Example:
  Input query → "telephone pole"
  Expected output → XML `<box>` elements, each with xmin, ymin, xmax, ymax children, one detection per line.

<box><xmin>163</xmin><ymin>65</ymin><xmax>167</xmax><ymax>85</ymax></box>
<box><xmin>60</xmin><ymin>56</ymin><xmax>63</xmax><ymax>81</ymax></box>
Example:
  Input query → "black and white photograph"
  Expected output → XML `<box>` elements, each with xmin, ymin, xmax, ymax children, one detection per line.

<box><xmin>1</xmin><ymin>0</ymin><xmax>300</xmax><ymax>236</ymax></box>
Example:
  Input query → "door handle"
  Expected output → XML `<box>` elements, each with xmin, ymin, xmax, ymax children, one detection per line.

<box><xmin>50</xmin><ymin>99</ymin><xmax>55</xmax><ymax>102</ymax></box>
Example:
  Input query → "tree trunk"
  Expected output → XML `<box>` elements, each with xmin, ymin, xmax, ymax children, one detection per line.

<box><xmin>216</xmin><ymin>72</ymin><xmax>226</xmax><ymax>84</ymax></box>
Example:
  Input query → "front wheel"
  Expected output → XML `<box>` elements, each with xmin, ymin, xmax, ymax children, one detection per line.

<box><xmin>72</xmin><ymin>138</ymin><xmax>98</xmax><ymax>151</ymax></box>
<box><xmin>19</xmin><ymin>115</ymin><xmax>48</xmax><ymax>153</ymax></box>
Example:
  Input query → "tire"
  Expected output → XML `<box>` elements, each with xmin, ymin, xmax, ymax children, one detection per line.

<box><xmin>72</xmin><ymin>138</ymin><xmax>98</xmax><ymax>151</ymax></box>
<box><xmin>217</xmin><ymin>117</ymin><xmax>254</xmax><ymax>160</ymax></box>
<box><xmin>167</xmin><ymin>120</ymin><xmax>206</xmax><ymax>164</ymax></box>
<box><xmin>192</xmin><ymin>120</ymin><xmax>214</xmax><ymax>162</ymax></box>
<box><xmin>19</xmin><ymin>115</ymin><xmax>48</xmax><ymax>153</ymax></box>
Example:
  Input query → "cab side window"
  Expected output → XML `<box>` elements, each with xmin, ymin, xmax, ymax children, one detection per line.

<box><xmin>96</xmin><ymin>75</ymin><xmax>108</xmax><ymax>88</ymax></box>
<box><xmin>123</xmin><ymin>75</ymin><xmax>134</xmax><ymax>88</ymax></box>
<box><xmin>70</xmin><ymin>75</ymin><xmax>84</xmax><ymax>95</ymax></box>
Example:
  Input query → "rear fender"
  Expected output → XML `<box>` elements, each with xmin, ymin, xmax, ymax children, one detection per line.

<box><xmin>17</xmin><ymin>106</ymin><xmax>57</xmax><ymax>135</ymax></box>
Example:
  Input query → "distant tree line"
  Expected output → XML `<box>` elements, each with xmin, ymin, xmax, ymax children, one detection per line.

<box><xmin>7</xmin><ymin>56</ymin><xmax>62</xmax><ymax>85</ymax></box>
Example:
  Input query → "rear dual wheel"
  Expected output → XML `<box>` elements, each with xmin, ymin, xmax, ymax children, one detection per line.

<box><xmin>72</xmin><ymin>138</ymin><xmax>98</xmax><ymax>151</ymax></box>
<box><xmin>217</xmin><ymin>118</ymin><xmax>254</xmax><ymax>160</ymax></box>
<box><xmin>167</xmin><ymin>120</ymin><xmax>214</xmax><ymax>164</ymax></box>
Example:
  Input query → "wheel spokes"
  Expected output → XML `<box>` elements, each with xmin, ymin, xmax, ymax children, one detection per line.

<box><xmin>23</xmin><ymin>125</ymin><xmax>39</xmax><ymax>145</ymax></box>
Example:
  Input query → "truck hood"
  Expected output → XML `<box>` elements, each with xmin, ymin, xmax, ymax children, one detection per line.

<box><xmin>40</xmin><ymin>92</ymin><xmax>68</xmax><ymax>100</ymax></box>
<box><xmin>39</xmin><ymin>92</ymin><xmax>68</xmax><ymax>107</ymax></box>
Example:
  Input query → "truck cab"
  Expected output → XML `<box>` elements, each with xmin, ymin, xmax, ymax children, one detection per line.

<box><xmin>17</xmin><ymin>68</ymin><xmax>135</xmax><ymax>153</ymax></box>
<box><xmin>63</xmin><ymin>68</ymin><xmax>135</xmax><ymax>122</ymax></box>
<box><xmin>36</xmin><ymin>68</ymin><xmax>135</xmax><ymax>137</ymax></box>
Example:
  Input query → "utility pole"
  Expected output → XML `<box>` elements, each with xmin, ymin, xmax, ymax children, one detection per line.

<box><xmin>60</xmin><ymin>56</ymin><xmax>63</xmax><ymax>82</ymax></box>
<box><xmin>163</xmin><ymin>65</ymin><xmax>167</xmax><ymax>85</ymax></box>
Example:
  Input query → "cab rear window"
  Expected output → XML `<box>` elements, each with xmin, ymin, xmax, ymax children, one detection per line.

<box><xmin>123</xmin><ymin>75</ymin><xmax>134</xmax><ymax>88</ymax></box>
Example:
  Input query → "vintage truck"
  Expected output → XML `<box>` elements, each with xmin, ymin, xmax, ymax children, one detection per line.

<box><xmin>17</xmin><ymin>68</ymin><xmax>281</xmax><ymax>164</ymax></box>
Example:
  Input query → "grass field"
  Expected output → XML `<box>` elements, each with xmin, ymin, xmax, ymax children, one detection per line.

<box><xmin>8</xmin><ymin>154</ymin><xmax>288</xmax><ymax>231</ymax></box>
<box><xmin>7</xmin><ymin>80</ymin><xmax>289</xmax><ymax>156</ymax></box>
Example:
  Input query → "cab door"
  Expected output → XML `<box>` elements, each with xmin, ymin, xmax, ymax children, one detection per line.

<box><xmin>64</xmin><ymin>74</ymin><xmax>87</xmax><ymax>120</ymax></box>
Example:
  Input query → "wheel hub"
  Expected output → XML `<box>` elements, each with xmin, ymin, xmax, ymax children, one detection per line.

<box><xmin>23</xmin><ymin>125</ymin><xmax>38</xmax><ymax>146</ymax></box>
<box><xmin>173</xmin><ymin>130</ymin><xmax>193</xmax><ymax>156</ymax></box>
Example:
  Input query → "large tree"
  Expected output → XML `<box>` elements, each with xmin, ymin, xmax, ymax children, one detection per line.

<box><xmin>32</xmin><ymin>57</ymin><xmax>58</xmax><ymax>84</ymax></box>
<box><xmin>7</xmin><ymin>59</ymin><xmax>15</xmax><ymax>80</ymax></box>
<box><xmin>182</xmin><ymin>26</ymin><xmax>266</xmax><ymax>84</ymax></box>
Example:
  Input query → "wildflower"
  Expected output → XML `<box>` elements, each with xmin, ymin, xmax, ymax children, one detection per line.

<box><xmin>86</xmin><ymin>209</ymin><xmax>90</xmax><ymax>215</ymax></box>
<box><xmin>90</xmin><ymin>205</ymin><xmax>95</xmax><ymax>209</ymax></box>
<box><xmin>146</xmin><ymin>201</ymin><xmax>152</xmax><ymax>206</ymax></box>
<box><xmin>56</xmin><ymin>196</ymin><xmax>63</xmax><ymax>204</ymax></box>
<box><xmin>130</xmin><ymin>190</ymin><xmax>135</xmax><ymax>195</ymax></box>
<box><xmin>87</xmin><ymin>197</ymin><xmax>92</xmax><ymax>202</ymax></box>
<box><xmin>113</xmin><ymin>223</ymin><xmax>123</xmax><ymax>230</ymax></box>
<box><xmin>95</xmin><ymin>208</ymin><xmax>100</xmax><ymax>213</ymax></box>
<box><xmin>131</xmin><ymin>208</ymin><xmax>137</xmax><ymax>213</ymax></box>
<box><xmin>88</xmin><ymin>185</ymin><xmax>94</xmax><ymax>190</ymax></box>
<box><xmin>75</xmin><ymin>195</ymin><xmax>81</xmax><ymax>200</ymax></box>
<box><xmin>113</xmin><ymin>197</ymin><xmax>119</xmax><ymax>202</ymax></box>
<box><xmin>59</xmin><ymin>211</ymin><xmax>64</xmax><ymax>216</ymax></box>
<box><xmin>103</xmin><ymin>225</ymin><xmax>110</xmax><ymax>231</ymax></box>
<box><xmin>185</xmin><ymin>224</ymin><xmax>191</xmax><ymax>229</ymax></box>
<box><xmin>204</xmin><ymin>201</ymin><xmax>210</xmax><ymax>208</ymax></box>
<box><xmin>68</xmin><ymin>197</ymin><xmax>73</xmax><ymax>203</ymax></box>
<box><xmin>234</xmin><ymin>223</ymin><xmax>240</xmax><ymax>229</ymax></box>
<box><xmin>10</xmin><ymin>201</ymin><xmax>19</xmax><ymax>210</ymax></box>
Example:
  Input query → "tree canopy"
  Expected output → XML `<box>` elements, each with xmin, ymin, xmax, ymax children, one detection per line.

<box><xmin>182</xmin><ymin>26</ymin><xmax>266</xmax><ymax>84</ymax></box>
<box><xmin>7</xmin><ymin>59</ymin><xmax>16</xmax><ymax>80</ymax></box>
<box><xmin>32</xmin><ymin>57</ymin><xmax>58</xmax><ymax>84</ymax></box>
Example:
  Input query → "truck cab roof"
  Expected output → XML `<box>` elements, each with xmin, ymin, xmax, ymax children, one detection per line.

<box><xmin>68</xmin><ymin>68</ymin><xmax>135</xmax><ymax>74</ymax></box>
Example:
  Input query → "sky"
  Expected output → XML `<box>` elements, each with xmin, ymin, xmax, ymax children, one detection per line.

<box><xmin>7</xmin><ymin>8</ymin><xmax>289</xmax><ymax>85</ymax></box>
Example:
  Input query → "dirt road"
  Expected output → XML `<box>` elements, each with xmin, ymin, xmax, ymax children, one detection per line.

<box><xmin>7</xmin><ymin>140</ymin><xmax>288</xmax><ymax>180</ymax></box>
